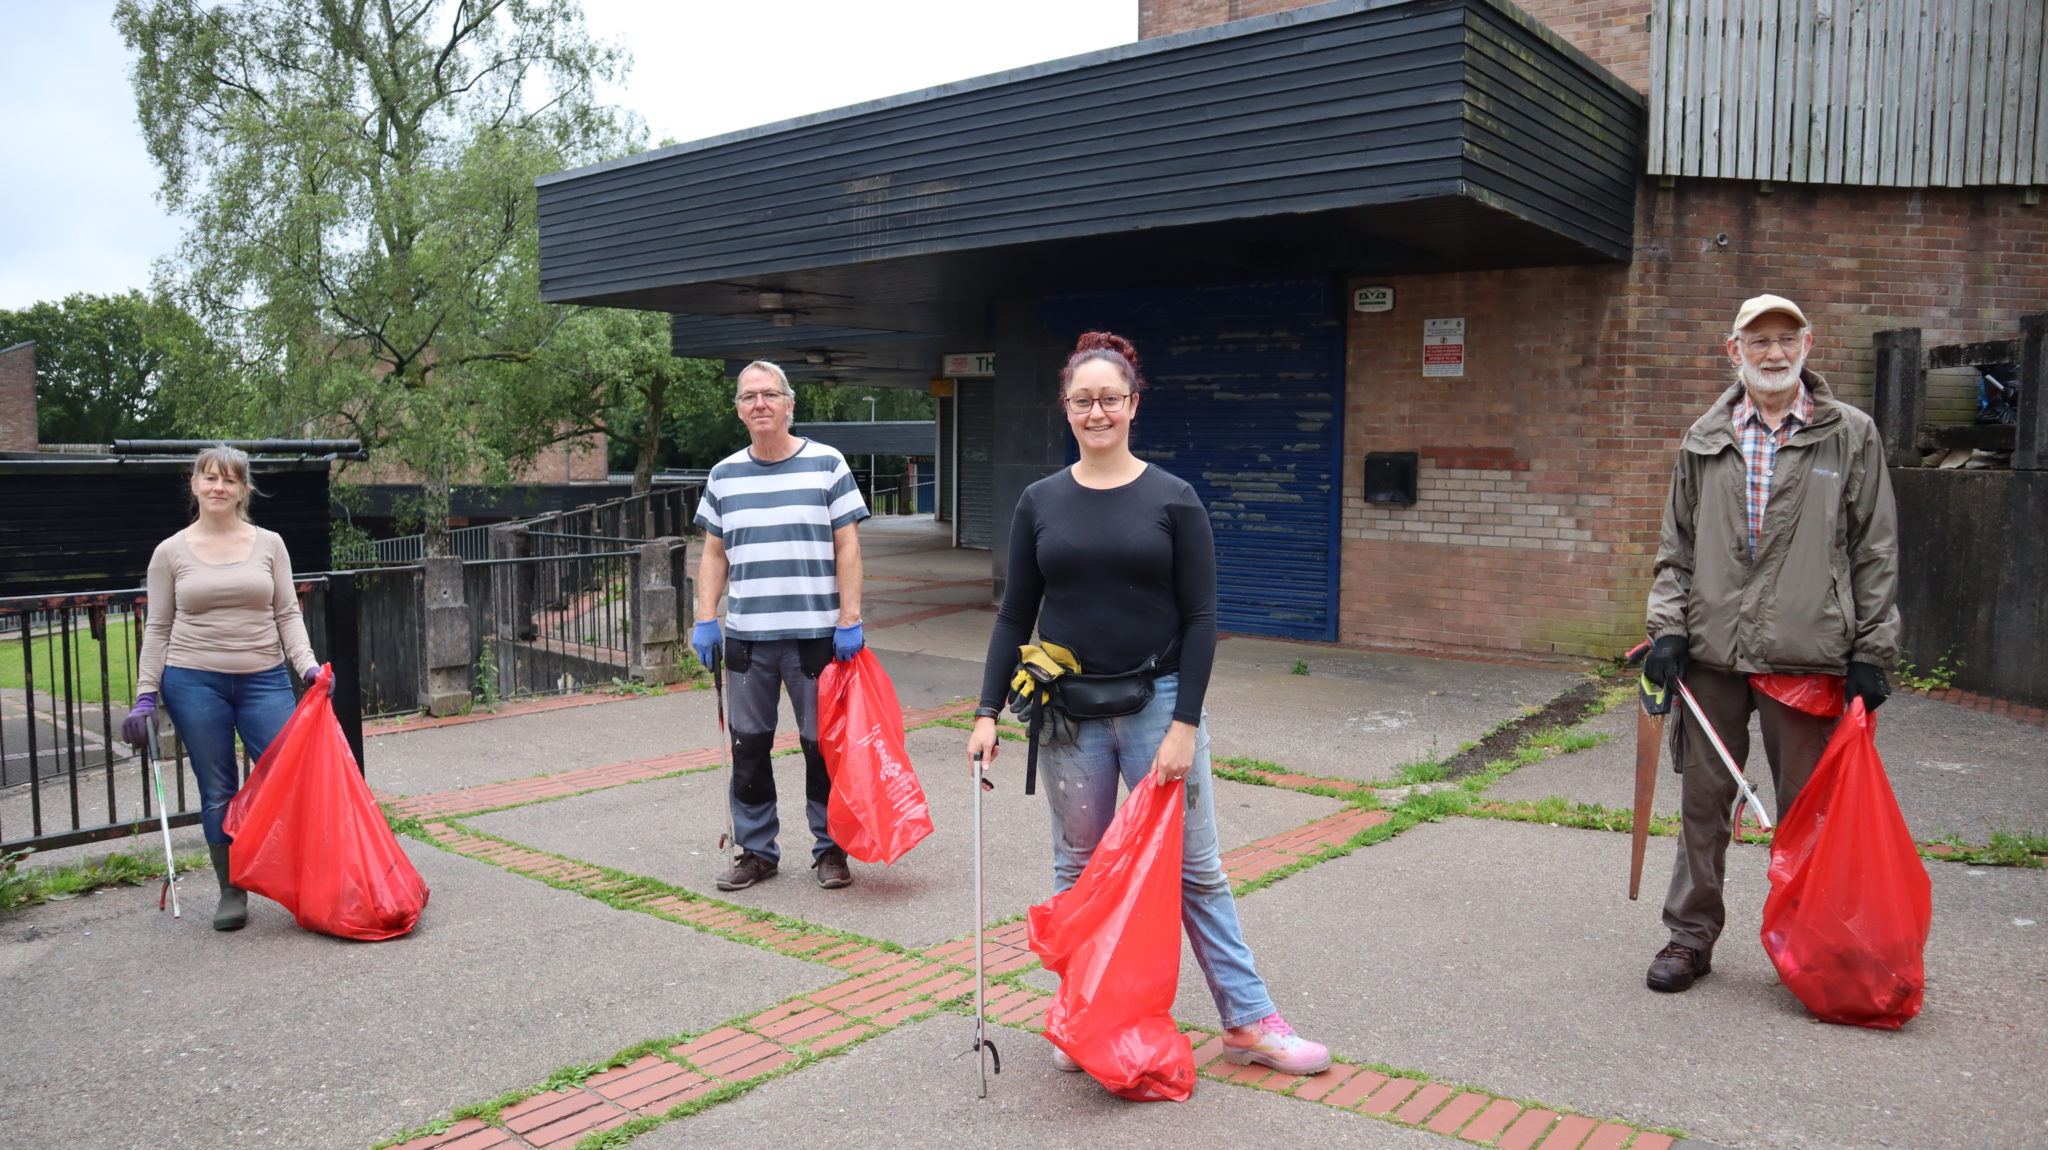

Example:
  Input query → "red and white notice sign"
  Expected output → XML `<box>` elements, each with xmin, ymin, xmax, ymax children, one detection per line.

<box><xmin>1423</xmin><ymin>318</ymin><xmax>1465</xmax><ymax>377</ymax></box>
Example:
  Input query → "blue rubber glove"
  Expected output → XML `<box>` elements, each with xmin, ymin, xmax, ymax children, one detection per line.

<box><xmin>303</xmin><ymin>665</ymin><xmax>322</xmax><ymax>686</ymax></box>
<box><xmin>833</xmin><ymin>622</ymin><xmax>864</xmax><ymax>662</ymax></box>
<box><xmin>692</xmin><ymin>619</ymin><xmax>723</xmax><ymax>671</ymax></box>
<box><xmin>121</xmin><ymin>693</ymin><xmax>158</xmax><ymax>749</ymax></box>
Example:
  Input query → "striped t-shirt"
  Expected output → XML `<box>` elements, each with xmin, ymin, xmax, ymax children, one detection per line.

<box><xmin>697</xmin><ymin>439</ymin><xmax>869</xmax><ymax>639</ymax></box>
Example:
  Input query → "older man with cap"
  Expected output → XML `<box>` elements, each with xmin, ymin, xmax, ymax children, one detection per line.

<box><xmin>1639</xmin><ymin>294</ymin><xmax>1902</xmax><ymax>993</ymax></box>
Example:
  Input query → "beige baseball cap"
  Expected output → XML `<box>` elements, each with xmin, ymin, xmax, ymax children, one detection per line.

<box><xmin>1732</xmin><ymin>293</ymin><xmax>1809</xmax><ymax>331</ymax></box>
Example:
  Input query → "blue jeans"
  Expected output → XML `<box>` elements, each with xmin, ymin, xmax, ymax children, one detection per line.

<box><xmin>160</xmin><ymin>665</ymin><xmax>297</xmax><ymax>844</ymax></box>
<box><xmin>1039</xmin><ymin>673</ymin><xmax>1277</xmax><ymax>1030</ymax></box>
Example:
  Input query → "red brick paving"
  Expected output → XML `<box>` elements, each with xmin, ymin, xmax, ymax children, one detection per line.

<box><xmin>1361</xmin><ymin>1077</ymin><xmax>1424</xmax><ymax>1115</ymax></box>
<box><xmin>1460</xmin><ymin>1097</ymin><xmax>1525</xmax><ymax>1142</ymax></box>
<box><xmin>1535</xmin><ymin>1114</ymin><xmax>1597</xmax><ymax>1149</ymax></box>
<box><xmin>1627</xmin><ymin>1134</ymin><xmax>1677</xmax><ymax>1150</ymax></box>
<box><xmin>1427</xmin><ymin>1091</ymin><xmax>1489</xmax><ymax>1135</ymax></box>
<box><xmin>1324</xmin><ymin>1069</ymin><xmax>1390</xmax><ymax>1109</ymax></box>
<box><xmin>1910</xmin><ymin>686</ymin><xmax>2048</xmax><ymax>728</ymax></box>
<box><xmin>1499</xmin><ymin>1110</ymin><xmax>1563</xmax><ymax>1150</ymax></box>
<box><xmin>1578</xmin><ymin>1123</ymin><xmax>1634</xmax><ymax>1150</ymax></box>
<box><xmin>1396</xmin><ymin>1082</ymin><xmax>1456</xmax><ymax>1123</ymax></box>
<box><xmin>1292</xmin><ymin>1063</ymin><xmax>1358</xmax><ymax>1102</ymax></box>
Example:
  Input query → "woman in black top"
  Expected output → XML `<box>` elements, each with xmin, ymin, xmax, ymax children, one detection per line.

<box><xmin>966</xmin><ymin>331</ymin><xmax>1330</xmax><ymax>1077</ymax></box>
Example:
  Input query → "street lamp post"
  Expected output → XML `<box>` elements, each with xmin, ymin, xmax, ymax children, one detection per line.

<box><xmin>862</xmin><ymin>396</ymin><xmax>877</xmax><ymax>513</ymax></box>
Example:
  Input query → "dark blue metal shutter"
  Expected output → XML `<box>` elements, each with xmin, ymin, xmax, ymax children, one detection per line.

<box><xmin>955</xmin><ymin>380</ymin><xmax>995</xmax><ymax>549</ymax></box>
<box><xmin>1042</xmin><ymin>280</ymin><xmax>1343</xmax><ymax>641</ymax></box>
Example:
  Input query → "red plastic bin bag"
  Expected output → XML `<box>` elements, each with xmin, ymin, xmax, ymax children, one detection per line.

<box><xmin>816</xmin><ymin>649</ymin><xmax>933</xmax><ymax>864</ymax></box>
<box><xmin>1027</xmin><ymin>777</ymin><xmax>1195</xmax><ymax>1102</ymax></box>
<box><xmin>1761</xmin><ymin>698</ymin><xmax>1931</xmax><ymax>1029</ymax></box>
<box><xmin>223</xmin><ymin>665</ymin><xmax>429</xmax><ymax>940</ymax></box>
<box><xmin>1750</xmin><ymin>672</ymin><xmax>1845</xmax><ymax>717</ymax></box>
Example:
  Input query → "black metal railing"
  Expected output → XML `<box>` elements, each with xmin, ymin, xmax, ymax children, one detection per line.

<box><xmin>1</xmin><ymin>579</ymin><xmax>363</xmax><ymax>855</ymax></box>
<box><xmin>467</xmin><ymin>550</ymin><xmax>636</xmax><ymax>702</ymax></box>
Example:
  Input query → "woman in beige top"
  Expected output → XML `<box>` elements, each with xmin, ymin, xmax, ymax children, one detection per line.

<box><xmin>121</xmin><ymin>445</ymin><xmax>320</xmax><ymax>931</ymax></box>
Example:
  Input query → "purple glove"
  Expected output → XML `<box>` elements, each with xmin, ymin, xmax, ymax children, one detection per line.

<box><xmin>304</xmin><ymin>665</ymin><xmax>322</xmax><ymax>686</ymax></box>
<box><xmin>122</xmin><ymin>693</ymin><xmax>159</xmax><ymax>749</ymax></box>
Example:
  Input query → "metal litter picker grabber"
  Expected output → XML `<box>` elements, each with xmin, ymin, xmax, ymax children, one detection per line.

<box><xmin>1622</xmin><ymin>641</ymin><xmax>1771</xmax><ymax>899</ymax></box>
<box><xmin>145</xmin><ymin>725</ymin><xmax>181</xmax><ymax>917</ymax></box>
<box><xmin>1675</xmin><ymin>678</ymin><xmax>1773</xmax><ymax>838</ymax></box>
<box><xmin>710</xmin><ymin>646</ymin><xmax>737</xmax><ymax>856</ymax></box>
<box><xmin>963</xmin><ymin>750</ymin><xmax>1000</xmax><ymax>1096</ymax></box>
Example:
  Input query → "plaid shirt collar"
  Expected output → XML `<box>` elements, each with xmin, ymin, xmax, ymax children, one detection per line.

<box><xmin>1732</xmin><ymin>384</ymin><xmax>1813</xmax><ymax>434</ymax></box>
<box><xmin>1732</xmin><ymin>383</ymin><xmax>1813</xmax><ymax>556</ymax></box>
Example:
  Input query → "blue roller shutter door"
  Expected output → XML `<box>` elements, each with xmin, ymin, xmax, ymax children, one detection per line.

<box><xmin>1042</xmin><ymin>280</ymin><xmax>1343</xmax><ymax>641</ymax></box>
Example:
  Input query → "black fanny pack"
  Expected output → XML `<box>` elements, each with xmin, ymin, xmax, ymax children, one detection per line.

<box><xmin>1052</xmin><ymin>655</ymin><xmax>1165</xmax><ymax>720</ymax></box>
<box><xmin>1011</xmin><ymin>644</ymin><xmax>1176</xmax><ymax>794</ymax></box>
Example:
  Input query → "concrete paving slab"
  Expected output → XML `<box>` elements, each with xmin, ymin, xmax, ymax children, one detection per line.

<box><xmin>463</xmin><ymin>724</ymin><xmax>1344</xmax><ymax>953</ymax></box>
<box><xmin>362</xmin><ymin>688</ymin><xmax>724</xmax><ymax>796</ymax></box>
<box><xmin>864</xmin><ymin>649</ymin><xmax>982</xmax><ymax>711</ymax></box>
<box><xmin>868</xmin><ymin>601</ymin><xmax>1002</xmax><ymax>663</ymax></box>
<box><xmin>0</xmin><ymin>834</ymin><xmax>838</xmax><ymax>1150</ymax></box>
<box><xmin>1484</xmin><ymin>694</ymin><xmax>2048</xmax><ymax>844</ymax></box>
<box><xmin>1224</xmin><ymin>817</ymin><xmax>2048</xmax><ymax>1150</ymax></box>
<box><xmin>1203</xmin><ymin>640</ymin><xmax>1583</xmax><ymax>784</ymax></box>
<box><xmin>633</xmin><ymin>1014</ymin><xmax>1451</xmax><ymax>1150</ymax></box>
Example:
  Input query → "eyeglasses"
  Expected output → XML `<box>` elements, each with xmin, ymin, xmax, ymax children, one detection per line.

<box><xmin>1741</xmin><ymin>334</ymin><xmax>1805</xmax><ymax>353</ymax></box>
<box><xmin>735</xmin><ymin>389</ymin><xmax>788</xmax><ymax>406</ymax></box>
<box><xmin>1063</xmin><ymin>393</ymin><xmax>1131</xmax><ymax>414</ymax></box>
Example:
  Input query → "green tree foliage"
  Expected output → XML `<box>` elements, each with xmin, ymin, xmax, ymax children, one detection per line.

<box><xmin>527</xmin><ymin>307</ymin><xmax>729</xmax><ymax>494</ymax></box>
<box><xmin>0</xmin><ymin>291</ymin><xmax>221</xmax><ymax>445</ymax></box>
<box><xmin>115</xmin><ymin>0</ymin><xmax>639</xmax><ymax>553</ymax></box>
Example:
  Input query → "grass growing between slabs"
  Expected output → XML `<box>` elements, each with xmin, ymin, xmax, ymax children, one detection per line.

<box><xmin>0</xmin><ymin>842</ymin><xmax>209</xmax><ymax>915</ymax></box>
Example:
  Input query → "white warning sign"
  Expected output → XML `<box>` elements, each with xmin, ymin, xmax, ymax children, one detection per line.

<box><xmin>1423</xmin><ymin>318</ymin><xmax>1465</xmax><ymax>378</ymax></box>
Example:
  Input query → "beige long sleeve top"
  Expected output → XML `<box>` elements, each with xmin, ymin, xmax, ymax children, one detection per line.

<box><xmin>136</xmin><ymin>527</ymin><xmax>319</xmax><ymax>694</ymax></box>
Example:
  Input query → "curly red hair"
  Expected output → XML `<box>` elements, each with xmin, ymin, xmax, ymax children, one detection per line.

<box><xmin>1059</xmin><ymin>330</ymin><xmax>1144</xmax><ymax>397</ymax></box>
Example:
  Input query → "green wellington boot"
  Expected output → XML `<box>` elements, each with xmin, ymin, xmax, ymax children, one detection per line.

<box><xmin>208</xmin><ymin>843</ymin><xmax>248</xmax><ymax>931</ymax></box>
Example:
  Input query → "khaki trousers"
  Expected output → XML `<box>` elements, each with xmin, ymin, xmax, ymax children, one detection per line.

<box><xmin>1661</xmin><ymin>664</ymin><xmax>1836</xmax><ymax>950</ymax></box>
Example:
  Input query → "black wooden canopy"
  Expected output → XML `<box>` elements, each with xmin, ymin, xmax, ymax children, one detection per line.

<box><xmin>538</xmin><ymin>0</ymin><xmax>1642</xmax><ymax>380</ymax></box>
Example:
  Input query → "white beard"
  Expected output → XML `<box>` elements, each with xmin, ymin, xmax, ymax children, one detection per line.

<box><xmin>1740</xmin><ymin>352</ymin><xmax>1806</xmax><ymax>396</ymax></box>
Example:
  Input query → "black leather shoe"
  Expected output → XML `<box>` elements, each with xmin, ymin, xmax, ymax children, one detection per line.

<box><xmin>1647</xmin><ymin>941</ymin><xmax>1712</xmax><ymax>992</ymax></box>
<box><xmin>812</xmin><ymin>848</ymin><xmax>852</xmax><ymax>890</ymax></box>
<box><xmin>715</xmin><ymin>852</ymin><xmax>777</xmax><ymax>891</ymax></box>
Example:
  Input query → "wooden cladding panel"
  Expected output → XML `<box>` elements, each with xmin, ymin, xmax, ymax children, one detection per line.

<box><xmin>538</xmin><ymin>0</ymin><xmax>1643</xmax><ymax>303</ymax></box>
<box><xmin>1651</xmin><ymin>0</ymin><xmax>2047</xmax><ymax>187</ymax></box>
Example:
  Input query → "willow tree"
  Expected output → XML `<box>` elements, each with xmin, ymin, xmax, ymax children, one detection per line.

<box><xmin>116</xmin><ymin>0</ymin><xmax>637</xmax><ymax>554</ymax></box>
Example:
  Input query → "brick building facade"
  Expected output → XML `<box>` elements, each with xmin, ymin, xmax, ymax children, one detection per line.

<box><xmin>0</xmin><ymin>341</ymin><xmax>36</xmax><ymax>452</ymax></box>
<box><xmin>536</xmin><ymin>0</ymin><xmax>2043</xmax><ymax>678</ymax></box>
<box><xmin>1147</xmin><ymin>0</ymin><xmax>2047</xmax><ymax>661</ymax></box>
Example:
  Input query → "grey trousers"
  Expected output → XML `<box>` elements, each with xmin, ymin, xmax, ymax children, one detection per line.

<box><xmin>1662</xmin><ymin>664</ymin><xmax>1836</xmax><ymax>950</ymax></box>
<box><xmin>724</xmin><ymin>637</ymin><xmax>837</xmax><ymax>866</ymax></box>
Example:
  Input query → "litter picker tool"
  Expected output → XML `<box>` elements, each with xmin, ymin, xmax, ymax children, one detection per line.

<box><xmin>1674</xmin><ymin>678</ymin><xmax>1773</xmax><ymax>837</ymax></box>
<box><xmin>708</xmin><ymin>645</ymin><xmax>738</xmax><ymax>856</ymax></box>
<box><xmin>145</xmin><ymin>725</ymin><xmax>181</xmax><ymax>917</ymax></box>
<box><xmin>963</xmin><ymin>750</ymin><xmax>1000</xmax><ymax>1096</ymax></box>
<box><xmin>1622</xmin><ymin>640</ymin><xmax>1668</xmax><ymax>900</ymax></box>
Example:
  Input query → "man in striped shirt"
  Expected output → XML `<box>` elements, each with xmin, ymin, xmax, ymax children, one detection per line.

<box><xmin>693</xmin><ymin>361</ymin><xmax>870</xmax><ymax>892</ymax></box>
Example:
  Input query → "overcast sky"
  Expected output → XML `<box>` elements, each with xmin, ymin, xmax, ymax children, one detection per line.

<box><xmin>0</xmin><ymin>1</ymin><xmax>1135</xmax><ymax>311</ymax></box>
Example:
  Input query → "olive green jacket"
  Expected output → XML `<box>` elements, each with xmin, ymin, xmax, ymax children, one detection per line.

<box><xmin>1645</xmin><ymin>370</ymin><xmax>1901</xmax><ymax>674</ymax></box>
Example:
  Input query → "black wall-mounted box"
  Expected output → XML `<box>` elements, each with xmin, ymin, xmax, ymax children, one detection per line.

<box><xmin>1363</xmin><ymin>451</ymin><xmax>1418</xmax><ymax>505</ymax></box>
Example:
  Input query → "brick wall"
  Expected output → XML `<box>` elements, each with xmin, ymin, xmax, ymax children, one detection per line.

<box><xmin>336</xmin><ymin>430</ymin><xmax>609</xmax><ymax>486</ymax></box>
<box><xmin>0</xmin><ymin>341</ymin><xmax>35</xmax><ymax>452</ymax></box>
<box><xmin>1342</xmin><ymin>180</ymin><xmax>2048</xmax><ymax>660</ymax></box>
<box><xmin>1139</xmin><ymin>0</ymin><xmax>1652</xmax><ymax>91</ymax></box>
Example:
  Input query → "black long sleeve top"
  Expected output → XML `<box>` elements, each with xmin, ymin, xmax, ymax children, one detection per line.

<box><xmin>975</xmin><ymin>464</ymin><xmax>1218</xmax><ymax>725</ymax></box>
